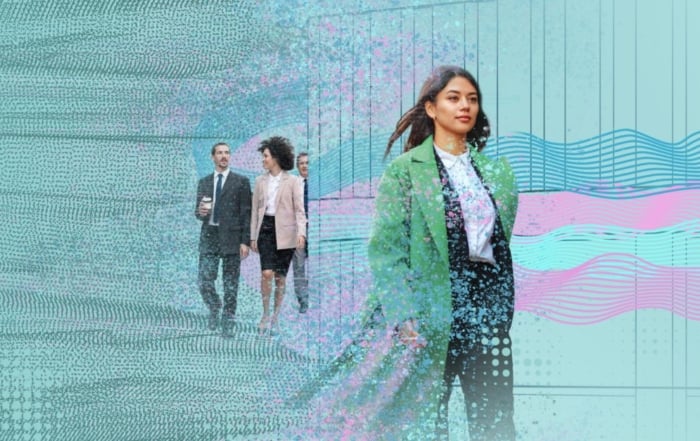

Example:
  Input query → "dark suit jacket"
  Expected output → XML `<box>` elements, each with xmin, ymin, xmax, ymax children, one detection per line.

<box><xmin>195</xmin><ymin>171</ymin><xmax>251</xmax><ymax>255</ymax></box>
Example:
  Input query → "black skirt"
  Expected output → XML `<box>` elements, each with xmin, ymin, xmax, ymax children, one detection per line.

<box><xmin>258</xmin><ymin>215</ymin><xmax>295</xmax><ymax>275</ymax></box>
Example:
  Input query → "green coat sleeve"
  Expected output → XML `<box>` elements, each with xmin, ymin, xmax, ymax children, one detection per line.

<box><xmin>494</xmin><ymin>156</ymin><xmax>518</xmax><ymax>242</ymax></box>
<box><xmin>366</xmin><ymin>157</ymin><xmax>417</xmax><ymax>326</ymax></box>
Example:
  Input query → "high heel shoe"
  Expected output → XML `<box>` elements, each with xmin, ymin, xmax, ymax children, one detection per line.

<box><xmin>269</xmin><ymin>316</ymin><xmax>280</xmax><ymax>337</ymax></box>
<box><xmin>258</xmin><ymin>316</ymin><xmax>271</xmax><ymax>337</ymax></box>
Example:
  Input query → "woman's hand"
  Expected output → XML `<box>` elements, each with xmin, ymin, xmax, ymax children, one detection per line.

<box><xmin>397</xmin><ymin>318</ymin><xmax>427</xmax><ymax>349</ymax></box>
<box><xmin>296</xmin><ymin>235</ymin><xmax>306</xmax><ymax>249</ymax></box>
<box><xmin>250</xmin><ymin>240</ymin><xmax>258</xmax><ymax>253</ymax></box>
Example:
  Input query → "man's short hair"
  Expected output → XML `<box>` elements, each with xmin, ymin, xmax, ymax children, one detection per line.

<box><xmin>211</xmin><ymin>142</ymin><xmax>229</xmax><ymax>155</ymax></box>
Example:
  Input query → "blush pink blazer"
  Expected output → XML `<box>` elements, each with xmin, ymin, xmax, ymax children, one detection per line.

<box><xmin>250</xmin><ymin>171</ymin><xmax>307</xmax><ymax>249</ymax></box>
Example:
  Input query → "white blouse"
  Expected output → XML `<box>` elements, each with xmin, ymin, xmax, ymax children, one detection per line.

<box><xmin>265</xmin><ymin>172</ymin><xmax>282</xmax><ymax>216</ymax></box>
<box><xmin>434</xmin><ymin>145</ymin><xmax>496</xmax><ymax>265</ymax></box>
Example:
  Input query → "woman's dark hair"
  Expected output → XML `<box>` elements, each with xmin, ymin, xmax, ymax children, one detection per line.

<box><xmin>258</xmin><ymin>136</ymin><xmax>295</xmax><ymax>171</ymax></box>
<box><xmin>385</xmin><ymin>65</ymin><xmax>491</xmax><ymax>158</ymax></box>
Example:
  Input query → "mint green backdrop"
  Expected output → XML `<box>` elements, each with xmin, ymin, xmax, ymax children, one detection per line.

<box><xmin>1</xmin><ymin>1</ymin><xmax>698</xmax><ymax>440</ymax></box>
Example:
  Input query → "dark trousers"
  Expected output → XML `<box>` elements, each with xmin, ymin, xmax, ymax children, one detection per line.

<box><xmin>198</xmin><ymin>252</ymin><xmax>241</xmax><ymax>317</ymax></box>
<box><xmin>436</xmin><ymin>332</ymin><xmax>515</xmax><ymax>441</ymax></box>
<box><xmin>292</xmin><ymin>247</ymin><xmax>308</xmax><ymax>306</ymax></box>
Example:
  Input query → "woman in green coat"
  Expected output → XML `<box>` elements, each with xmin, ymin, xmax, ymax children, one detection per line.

<box><xmin>296</xmin><ymin>66</ymin><xmax>518</xmax><ymax>440</ymax></box>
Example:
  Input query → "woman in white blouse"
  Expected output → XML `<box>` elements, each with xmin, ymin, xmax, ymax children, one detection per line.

<box><xmin>293</xmin><ymin>66</ymin><xmax>518</xmax><ymax>440</ymax></box>
<box><xmin>250</xmin><ymin>136</ymin><xmax>306</xmax><ymax>336</ymax></box>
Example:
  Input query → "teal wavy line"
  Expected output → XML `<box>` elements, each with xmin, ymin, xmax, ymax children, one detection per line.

<box><xmin>311</xmin><ymin>216</ymin><xmax>700</xmax><ymax>271</ymax></box>
<box><xmin>306</xmin><ymin>129</ymin><xmax>700</xmax><ymax>199</ymax></box>
<box><xmin>497</xmin><ymin>129</ymin><xmax>700</xmax><ymax>195</ymax></box>
<box><xmin>511</xmin><ymin>219</ymin><xmax>700</xmax><ymax>270</ymax></box>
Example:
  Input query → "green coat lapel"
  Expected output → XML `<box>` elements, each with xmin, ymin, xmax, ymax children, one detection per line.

<box><xmin>470</xmin><ymin>148</ymin><xmax>518</xmax><ymax>242</ymax></box>
<box><xmin>407</xmin><ymin>136</ymin><xmax>449</xmax><ymax>266</ymax></box>
<box><xmin>407</xmin><ymin>134</ymin><xmax>519</xmax><ymax>265</ymax></box>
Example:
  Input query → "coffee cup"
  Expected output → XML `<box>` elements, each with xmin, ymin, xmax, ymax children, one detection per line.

<box><xmin>201</xmin><ymin>196</ymin><xmax>212</xmax><ymax>211</ymax></box>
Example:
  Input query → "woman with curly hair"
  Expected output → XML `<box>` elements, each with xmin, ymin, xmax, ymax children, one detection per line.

<box><xmin>250</xmin><ymin>136</ymin><xmax>306</xmax><ymax>336</ymax></box>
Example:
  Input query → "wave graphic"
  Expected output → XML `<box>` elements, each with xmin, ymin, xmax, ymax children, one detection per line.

<box><xmin>496</xmin><ymin>129</ymin><xmax>700</xmax><ymax>197</ymax></box>
<box><xmin>302</xmin><ymin>129</ymin><xmax>700</xmax><ymax>200</ymax></box>
<box><xmin>515</xmin><ymin>189</ymin><xmax>700</xmax><ymax>235</ymax></box>
<box><xmin>514</xmin><ymin>253</ymin><xmax>700</xmax><ymax>325</ymax></box>
<box><xmin>290</xmin><ymin>244</ymin><xmax>700</xmax><ymax>325</ymax></box>
<box><xmin>283</xmin><ymin>185</ymin><xmax>700</xmax><ymax>324</ymax></box>
<box><xmin>512</xmin><ymin>219</ymin><xmax>700</xmax><ymax>270</ymax></box>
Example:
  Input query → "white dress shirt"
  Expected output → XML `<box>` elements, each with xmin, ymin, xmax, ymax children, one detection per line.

<box><xmin>434</xmin><ymin>145</ymin><xmax>496</xmax><ymax>265</ymax></box>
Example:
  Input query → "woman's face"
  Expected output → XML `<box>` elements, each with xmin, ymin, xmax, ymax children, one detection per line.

<box><xmin>425</xmin><ymin>76</ymin><xmax>479</xmax><ymax>140</ymax></box>
<box><xmin>261</xmin><ymin>148</ymin><xmax>278</xmax><ymax>171</ymax></box>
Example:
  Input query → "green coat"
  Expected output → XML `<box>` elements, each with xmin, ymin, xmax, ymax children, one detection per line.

<box><xmin>355</xmin><ymin>135</ymin><xmax>518</xmax><ymax>439</ymax></box>
<box><xmin>295</xmin><ymin>136</ymin><xmax>518</xmax><ymax>440</ymax></box>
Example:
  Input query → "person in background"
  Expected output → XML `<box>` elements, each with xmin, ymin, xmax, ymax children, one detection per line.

<box><xmin>195</xmin><ymin>142</ymin><xmax>251</xmax><ymax>338</ymax></box>
<box><xmin>292</xmin><ymin>152</ymin><xmax>309</xmax><ymax>313</ymax></box>
<box><xmin>250</xmin><ymin>137</ymin><xmax>306</xmax><ymax>335</ymax></box>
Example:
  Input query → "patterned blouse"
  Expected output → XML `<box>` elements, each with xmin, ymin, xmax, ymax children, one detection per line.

<box><xmin>434</xmin><ymin>144</ymin><xmax>496</xmax><ymax>265</ymax></box>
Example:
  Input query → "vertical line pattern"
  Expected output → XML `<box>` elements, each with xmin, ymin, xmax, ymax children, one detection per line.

<box><xmin>612</xmin><ymin>1</ymin><xmax>616</xmax><ymax>186</ymax></box>
<box><xmin>598</xmin><ymin>0</ymin><xmax>602</xmax><ymax>182</ymax></box>
<box><xmin>352</xmin><ymin>13</ymin><xmax>357</xmax><ymax>196</ymax></box>
<box><xmin>476</xmin><ymin>1</ymin><xmax>480</xmax><ymax>81</ymax></box>
<box><xmin>337</xmin><ymin>17</ymin><xmax>343</xmax><ymax>199</ymax></box>
<box><xmin>317</xmin><ymin>18</ymin><xmax>323</xmax><ymax>202</ymax></box>
<box><xmin>633</xmin><ymin>1</ymin><xmax>639</xmax><ymax>438</ymax></box>
<box><xmin>431</xmin><ymin>6</ymin><xmax>435</xmax><ymax>70</ymax></box>
<box><xmin>684</xmin><ymin>0</ymin><xmax>689</xmax><ymax>439</ymax></box>
<box><xmin>495</xmin><ymin>0</ymin><xmax>499</xmax><ymax>154</ymax></box>
<box><xmin>563</xmin><ymin>0</ymin><xmax>567</xmax><ymax>189</ymax></box>
<box><xmin>398</xmin><ymin>9</ymin><xmax>404</xmax><ymax>166</ymax></box>
<box><xmin>670</xmin><ymin>1</ymin><xmax>675</xmax><ymax>439</ymax></box>
<box><xmin>463</xmin><ymin>2</ymin><xmax>467</xmax><ymax>69</ymax></box>
<box><xmin>413</xmin><ymin>9</ymin><xmax>416</xmax><ymax>117</ymax></box>
<box><xmin>529</xmin><ymin>0</ymin><xmax>533</xmax><ymax>191</ymax></box>
<box><xmin>368</xmin><ymin>13</ymin><xmax>373</xmax><ymax>192</ymax></box>
<box><xmin>542</xmin><ymin>0</ymin><xmax>546</xmax><ymax>189</ymax></box>
<box><xmin>314</xmin><ymin>16</ymin><xmax>323</xmax><ymax>398</ymax></box>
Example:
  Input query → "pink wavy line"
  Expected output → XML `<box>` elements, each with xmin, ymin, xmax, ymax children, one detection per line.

<box><xmin>318</xmin><ymin>185</ymin><xmax>700</xmax><ymax>235</ymax></box>
<box><xmin>259</xmin><ymin>251</ymin><xmax>700</xmax><ymax>327</ymax></box>
<box><xmin>514</xmin><ymin>190</ymin><xmax>700</xmax><ymax>235</ymax></box>
<box><xmin>515</xmin><ymin>253</ymin><xmax>700</xmax><ymax>324</ymax></box>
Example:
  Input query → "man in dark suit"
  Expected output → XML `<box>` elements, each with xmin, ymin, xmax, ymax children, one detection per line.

<box><xmin>195</xmin><ymin>142</ymin><xmax>251</xmax><ymax>337</ymax></box>
<box><xmin>291</xmin><ymin>152</ymin><xmax>309</xmax><ymax>313</ymax></box>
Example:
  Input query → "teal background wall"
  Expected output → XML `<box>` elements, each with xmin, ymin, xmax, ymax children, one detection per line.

<box><xmin>1</xmin><ymin>1</ymin><xmax>698</xmax><ymax>440</ymax></box>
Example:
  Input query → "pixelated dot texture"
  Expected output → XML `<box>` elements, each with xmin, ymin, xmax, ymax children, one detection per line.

<box><xmin>0</xmin><ymin>1</ymin><xmax>313</xmax><ymax>440</ymax></box>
